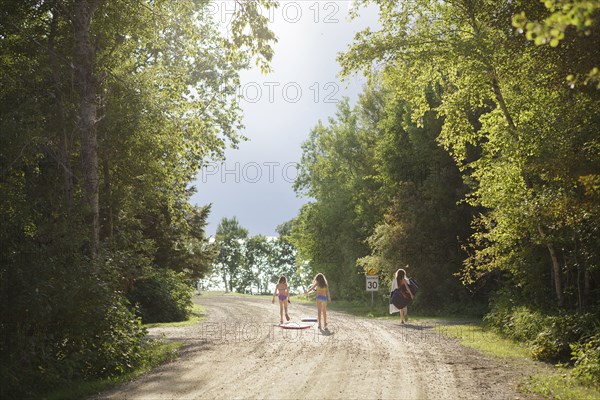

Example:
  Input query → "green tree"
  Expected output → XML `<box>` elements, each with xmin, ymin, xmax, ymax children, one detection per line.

<box><xmin>0</xmin><ymin>0</ymin><xmax>277</xmax><ymax>395</ymax></box>
<box><xmin>291</xmin><ymin>98</ymin><xmax>383</xmax><ymax>299</ymax></box>
<box><xmin>213</xmin><ymin>217</ymin><xmax>248</xmax><ymax>292</ymax></box>
<box><xmin>270</xmin><ymin>222</ymin><xmax>301</xmax><ymax>289</ymax></box>
<box><xmin>341</xmin><ymin>0</ymin><xmax>600</xmax><ymax>308</ymax></box>
<box><xmin>356</xmin><ymin>82</ymin><xmax>473</xmax><ymax>308</ymax></box>
<box><xmin>243</xmin><ymin>235</ymin><xmax>272</xmax><ymax>294</ymax></box>
<box><xmin>512</xmin><ymin>0</ymin><xmax>600</xmax><ymax>87</ymax></box>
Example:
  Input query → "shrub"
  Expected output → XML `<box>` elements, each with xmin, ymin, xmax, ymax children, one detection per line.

<box><xmin>530</xmin><ymin>313</ymin><xmax>599</xmax><ymax>363</ymax></box>
<box><xmin>127</xmin><ymin>269</ymin><xmax>193</xmax><ymax>323</ymax></box>
<box><xmin>485</xmin><ymin>290</ymin><xmax>599</xmax><ymax>368</ymax></box>
<box><xmin>0</xmin><ymin>250</ymin><xmax>153</xmax><ymax>399</ymax></box>
<box><xmin>571</xmin><ymin>334</ymin><xmax>600</xmax><ymax>388</ymax></box>
<box><xmin>506</xmin><ymin>307</ymin><xmax>546</xmax><ymax>342</ymax></box>
<box><xmin>86</xmin><ymin>296</ymin><xmax>149</xmax><ymax>377</ymax></box>
<box><xmin>484</xmin><ymin>288</ymin><xmax>522</xmax><ymax>333</ymax></box>
<box><xmin>485</xmin><ymin>304</ymin><xmax>548</xmax><ymax>344</ymax></box>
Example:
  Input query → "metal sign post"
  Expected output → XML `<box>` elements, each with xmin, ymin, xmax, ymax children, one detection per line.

<box><xmin>366</xmin><ymin>275</ymin><xmax>379</xmax><ymax>307</ymax></box>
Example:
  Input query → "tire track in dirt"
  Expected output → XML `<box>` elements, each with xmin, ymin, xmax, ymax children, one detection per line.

<box><xmin>93</xmin><ymin>295</ymin><xmax>540</xmax><ymax>400</ymax></box>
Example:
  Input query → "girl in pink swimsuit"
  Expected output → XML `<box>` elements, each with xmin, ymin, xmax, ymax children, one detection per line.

<box><xmin>304</xmin><ymin>273</ymin><xmax>331</xmax><ymax>330</ymax></box>
<box><xmin>272</xmin><ymin>276</ymin><xmax>291</xmax><ymax>324</ymax></box>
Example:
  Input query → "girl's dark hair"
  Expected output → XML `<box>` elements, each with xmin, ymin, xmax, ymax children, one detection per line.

<box><xmin>314</xmin><ymin>273</ymin><xmax>328</xmax><ymax>288</ymax></box>
<box><xmin>396</xmin><ymin>269</ymin><xmax>406</xmax><ymax>287</ymax></box>
<box><xmin>278</xmin><ymin>276</ymin><xmax>287</xmax><ymax>284</ymax></box>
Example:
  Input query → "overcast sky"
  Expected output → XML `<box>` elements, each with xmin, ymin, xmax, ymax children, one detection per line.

<box><xmin>191</xmin><ymin>1</ymin><xmax>379</xmax><ymax>236</ymax></box>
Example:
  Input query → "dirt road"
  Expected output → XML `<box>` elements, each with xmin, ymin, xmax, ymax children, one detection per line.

<box><xmin>94</xmin><ymin>294</ymin><xmax>539</xmax><ymax>399</ymax></box>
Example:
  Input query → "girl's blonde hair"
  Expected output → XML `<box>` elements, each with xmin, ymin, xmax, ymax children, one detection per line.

<box><xmin>278</xmin><ymin>276</ymin><xmax>287</xmax><ymax>284</ymax></box>
<box><xmin>313</xmin><ymin>273</ymin><xmax>328</xmax><ymax>288</ymax></box>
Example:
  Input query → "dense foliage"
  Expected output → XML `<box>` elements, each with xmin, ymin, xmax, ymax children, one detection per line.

<box><xmin>337</xmin><ymin>0</ymin><xmax>600</xmax><ymax>311</ymax></box>
<box><xmin>287</xmin><ymin>0</ymin><xmax>599</xmax><ymax>386</ymax></box>
<box><xmin>290</xmin><ymin>88</ymin><xmax>476</xmax><ymax>309</ymax></box>
<box><xmin>484</xmin><ymin>292</ymin><xmax>599</xmax><ymax>384</ymax></box>
<box><xmin>0</xmin><ymin>0</ymin><xmax>276</xmax><ymax>397</ymax></box>
<box><xmin>126</xmin><ymin>268</ymin><xmax>194</xmax><ymax>324</ymax></box>
<box><xmin>0</xmin><ymin>255</ymin><xmax>148</xmax><ymax>397</ymax></box>
<box><xmin>289</xmin><ymin>0</ymin><xmax>600</xmax><ymax>309</ymax></box>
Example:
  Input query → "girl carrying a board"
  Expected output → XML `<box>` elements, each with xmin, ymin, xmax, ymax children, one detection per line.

<box><xmin>390</xmin><ymin>268</ymin><xmax>414</xmax><ymax>324</ymax></box>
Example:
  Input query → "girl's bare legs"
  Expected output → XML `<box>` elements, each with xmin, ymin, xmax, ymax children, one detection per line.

<box><xmin>279</xmin><ymin>302</ymin><xmax>284</xmax><ymax>324</ymax></box>
<box><xmin>284</xmin><ymin>302</ymin><xmax>290</xmax><ymax>321</ymax></box>
<box><xmin>322</xmin><ymin>303</ymin><xmax>328</xmax><ymax>328</ymax></box>
<box><xmin>317</xmin><ymin>301</ymin><xmax>323</xmax><ymax>328</ymax></box>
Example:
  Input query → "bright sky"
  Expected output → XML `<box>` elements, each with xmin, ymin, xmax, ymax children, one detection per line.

<box><xmin>191</xmin><ymin>1</ymin><xmax>379</xmax><ymax>236</ymax></box>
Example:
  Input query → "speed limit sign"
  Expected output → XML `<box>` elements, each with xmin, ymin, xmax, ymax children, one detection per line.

<box><xmin>366</xmin><ymin>275</ymin><xmax>379</xmax><ymax>292</ymax></box>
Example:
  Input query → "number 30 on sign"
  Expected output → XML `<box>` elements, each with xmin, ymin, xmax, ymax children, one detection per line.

<box><xmin>366</xmin><ymin>275</ymin><xmax>379</xmax><ymax>291</ymax></box>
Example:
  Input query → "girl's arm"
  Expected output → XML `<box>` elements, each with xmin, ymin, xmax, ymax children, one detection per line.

<box><xmin>272</xmin><ymin>286</ymin><xmax>278</xmax><ymax>303</ymax></box>
<box><xmin>403</xmin><ymin>280</ymin><xmax>414</xmax><ymax>299</ymax></box>
<box><xmin>327</xmin><ymin>288</ymin><xmax>331</xmax><ymax>302</ymax></box>
<box><xmin>304</xmin><ymin>284</ymin><xmax>315</xmax><ymax>294</ymax></box>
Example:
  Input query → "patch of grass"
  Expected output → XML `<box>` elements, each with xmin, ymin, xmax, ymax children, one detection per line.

<box><xmin>290</xmin><ymin>294</ymin><xmax>316</xmax><ymax>305</ymax></box>
<box><xmin>319</xmin><ymin>299</ymin><xmax>477</xmax><ymax>323</ymax></box>
<box><xmin>438</xmin><ymin>322</ymin><xmax>600</xmax><ymax>400</ymax></box>
<box><xmin>327</xmin><ymin>300</ymin><xmax>394</xmax><ymax>318</ymax></box>
<box><xmin>143</xmin><ymin>303</ymin><xmax>206</xmax><ymax>328</ymax></box>
<box><xmin>436</xmin><ymin>323</ymin><xmax>531</xmax><ymax>359</ymax></box>
<box><xmin>43</xmin><ymin>341</ymin><xmax>182</xmax><ymax>400</ymax></box>
<box><xmin>523</xmin><ymin>371</ymin><xmax>600</xmax><ymax>400</ymax></box>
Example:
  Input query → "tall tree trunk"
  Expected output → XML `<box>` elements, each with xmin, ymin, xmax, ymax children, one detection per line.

<box><xmin>100</xmin><ymin>92</ymin><xmax>113</xmax><ymax>240</ymax></box>
<box><xmin>583</xmin><ymin>266</ymin><xmax>590</xmax><ymax>308</ymax></box>
<box><xmin>223</xmin><ymin>272</ymin><xmax>229</xmax><ymax>293</ymax></box>
<box><xmin>577</xmin><ymin>263</ymin><xmax>583</xmax><ymax>311</ymax></box>
<box><xmin>102</xmin><ymin>150</ymin><xmax>113</xmax><ymax>239</ymax></box>
<box><xmin>542</xmin><ymin>234</ymin><xmax>564</xmax><ymax>307</ymax></box>
<box><xmin>48</xmin><ymin>7</ymin><xmax>73</xmax><ymax>211</ymax></box>
<box><xmin>73</xmin><ymin>0</ymin><xmax>101</xmax><ymax>258</ymax></box>
<box><xmin>574</xmin><ymin>238</ymin><xmax>589</xmax><ymax>309</ymax></box>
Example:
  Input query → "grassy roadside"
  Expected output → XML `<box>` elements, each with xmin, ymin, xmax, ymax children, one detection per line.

<box><xmin>43</xmin><ymin>302</ymin><xmax>206</xmax><ymax>399</ymax></box>
<box><xmin>438</xmin><ymin>323</ymin><xmax>600</xmax><ymax>400</ymax></box>
<box><xmin>322</xmin><ymin>299</ymin><xmax>599</xmax><ymax>400</ymax></box>
<box><xmin>143</xmin><ymin>303</ymin><xmax>207</xmax><ymax>328</ymax></box>
<box><xmin>42</xmin><ymin>341</ymin><xmax>182</xmax><ymax>400</ymax></box>
<box><xmin>309</xmin><ymin>297</ymin><xmax>477</xmax><ymax>322</ymax></box>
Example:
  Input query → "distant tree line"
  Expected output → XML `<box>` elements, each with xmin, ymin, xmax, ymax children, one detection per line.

<box><xmin>206</xmin><ymin>217</ymin><xmax>308</xmax><ymax>295</ymax></box>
